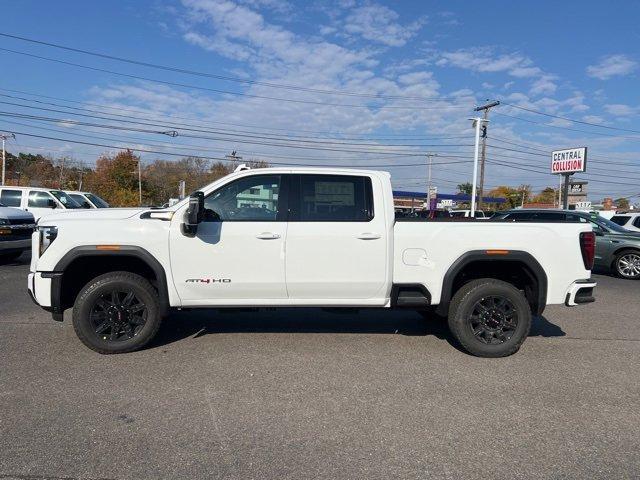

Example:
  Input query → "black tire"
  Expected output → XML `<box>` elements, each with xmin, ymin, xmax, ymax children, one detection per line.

<box><xmin>613</xmin><ymin>250</ymin><xmax>640</xmax><ymax>280</ymax></box>
<box><xmin>0</xmin><ymin>251</ymin><xmax>22</xmax><ymax>263</ymax></box>
<box><xmin>447</xmin><ymin>279</ymin><xmax>531</xmax><ymax>358</ymax></box>
<box><xmin>72</xmin><ymin>272</ymin><xmax>162</xmax><ymax>354</ymax></box>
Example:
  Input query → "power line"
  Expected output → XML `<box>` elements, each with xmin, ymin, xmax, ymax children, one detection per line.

<box><xmin>0</xmin><ymin>110</ymin><xmax>475</xmax><ymax>156</ymax></box>
<box><xmin>0</xmin><ymin>97</ymin><xmax>473</xmax><ymax>148</ymax></box>
<box><xmin>501</xmin><ymin>101</ymin><xmax>640</xmax><ymax>135</ymax></box>
<box><xmin>493</xmin><ymin>111</ymin><xmax>640</xmax><ymax>141</ymax></box>
<box><xmin>1</xmin><ymin>129</ymin><xmax>478</xmax><ymax>169</ymax></box>
<box><xmin>0</xmin><ymin>87</ymin><xmax>469</xmax><ymax>139</ymax></box>
<box><xmin>0</xmin><ymin>91</ymin><xmax>471</xmax><ymax>142</ymax></box>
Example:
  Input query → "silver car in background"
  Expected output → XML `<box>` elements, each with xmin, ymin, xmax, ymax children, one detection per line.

<box><xmin>65</xmin><ymin>191</ymin><xmax>110</xmax><ymax>209</ymax></box>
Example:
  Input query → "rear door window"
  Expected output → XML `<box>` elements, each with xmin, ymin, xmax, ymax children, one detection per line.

<box><xmin>290</xmin><ymin>175</ymin><xmax>373</xmax><ymax>222</ymax></box>
<box><xmin>611</xmin><ymin>215</ymin><xmax>631</xmax><ymax>226</ymax></box>
<box><xmin>506</xmin><ymin>211</ymin><xmax>533</xmax><ymax>220</ymax></box>
<box><xmin>531</xmin><ymin>212</ymin><xmax>564</xmax><ymax>221</ymax></box>
<box><xmin>634</xmin><ymin>217</ymin><xmax>640</xmax><ymax>229</ymax></box>
<box><xmin>0</xmin><ymin>189</ymin><xmax>22</xmax><ymax>207</ymax></box>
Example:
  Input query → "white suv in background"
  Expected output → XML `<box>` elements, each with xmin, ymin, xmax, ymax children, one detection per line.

<box><xmin>0</xmin><ymin>186</ymin><xmax>82</xmax><ymax>221</ymax></box>
<box><xmin>65</xmin><ymin>191</ymin><xmax>110</xmax><ymax>209</ymax></box>
<box><xmin>610</xmin><ymin>213</ymin><xmax>640</xmax><ymax>232</ymax></box>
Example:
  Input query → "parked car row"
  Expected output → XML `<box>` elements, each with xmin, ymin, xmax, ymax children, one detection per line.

<box><xmin>0</xmin><ymin>187</ymin><xmax>108</xmax><ymax>261</ymax></box>
<box><xmin>0</xmin><ymin>186</ymin><xmax>109</xmax><ymax>221</ymax></box>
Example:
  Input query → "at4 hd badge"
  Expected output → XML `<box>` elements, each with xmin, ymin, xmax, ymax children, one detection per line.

<box><xmin>185</xmin><ymin>278</ymin><xmax>231</xmax><ymax>284</ymax></box>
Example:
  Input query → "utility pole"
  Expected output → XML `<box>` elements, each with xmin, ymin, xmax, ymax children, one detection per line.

<box><xmin>225</xmin><ymin>150</ymin><xmax>243</xmax><ymax>167</ymax></box>
<box><xmin>473</xmin><ymin>100</ymin><xmax>500</xmax><ymax>211</ymax></box>
<box><xmin>138</xmin><ymin>158</ymin><xmax>143</xmax><ymax>206</ymax></box>
<box><xmin>469</xmin><ymin>117</ymin><xmax>489</xmax><ymax>217</ymax></box>
<box><xmin>426</xmin><ymin>153</ymin><xmax>437</xmax><ymax>210</ymax></box>
<box><xmin>0</xmin><ymin>132</ymin><xmax>16</xmax><ymax>186</ymax></box>
<box><xmin>58</xmin><ymin>157</ymin><xmax>66</xmax><ymax>188</ymax></box>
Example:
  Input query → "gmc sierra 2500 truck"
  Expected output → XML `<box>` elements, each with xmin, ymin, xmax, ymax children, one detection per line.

<box><xmin>28</xmin><ymin>167</ymin><xmax>597</xmax><ymax>357</ymax></box>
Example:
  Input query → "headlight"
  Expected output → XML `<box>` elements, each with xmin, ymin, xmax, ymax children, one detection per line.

<box><xmin>0</xmin><ymin>218</ymin><xmax>8</xmax><ymax>226</ymax></box>
<box><xmin>38</xmin><ymin>226</ymin><xmax>58</xmax><ymax>256</ymax></box>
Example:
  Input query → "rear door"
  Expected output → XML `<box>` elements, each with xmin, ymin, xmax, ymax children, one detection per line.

<box><xmin>285</xmin><ymin>173</ymin><xmax>388</xmax><ymax>301</ymax></box>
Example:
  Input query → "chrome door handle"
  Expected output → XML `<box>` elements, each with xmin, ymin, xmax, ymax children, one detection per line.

<box><xmin>256</xmin><ymin>232</ymin><xmax>281</xmax><ymax>240</ymax></box>
<box><xmin>357</xmin><ymin>232</ymin><xmax>381</xmax><ymax>240</ymax></box>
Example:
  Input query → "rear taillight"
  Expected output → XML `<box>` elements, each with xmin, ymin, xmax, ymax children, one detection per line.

<box><xmin>580</xmin><ymin>231</ymin><xmax>595</xmax><ymax>270</ymax></box>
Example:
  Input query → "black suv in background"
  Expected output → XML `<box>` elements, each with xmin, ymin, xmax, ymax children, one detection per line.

<box><xmin>492</xmin><ymin>209</ymin><xmax>640</xmax><ymax>279</ymax></box>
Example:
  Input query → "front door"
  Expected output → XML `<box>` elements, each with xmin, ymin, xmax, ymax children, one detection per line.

<box><xmin>25</xmin><ymin>190</ymin><xmax>58</xmax><ymax>221</ymax></box>
<box><xmin>169</xmin><ymin>174</ymin><xmax>288</xmax><ymax>305</ymax></box>
<box><xmin>285</xmin><ymin>174</ymin><xmax>388</xmax><ymax>302</ymax></box>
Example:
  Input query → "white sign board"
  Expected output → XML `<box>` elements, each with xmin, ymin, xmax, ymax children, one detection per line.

<box><xmin>575</xmin><ymin>201</ymin><xmax>591</xmax><ymax>210</ymax></box>
<box><xmin>440</xmin><ymin>199</ymin><xmax>453</xmax><ymax>207</ymax></box>
<box><xmin>551</xmin><ymin>147</ymin><xmax>587</xmax><ymax>174</ymax></box>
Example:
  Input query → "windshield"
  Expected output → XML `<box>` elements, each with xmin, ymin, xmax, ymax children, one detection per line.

<box><xmin>49</xmin><ymin>190</ymin><xmax>82</xmax><ymax>209</ymax></box>
<box><xmin>592</xmin><ymin>214</ymin><xmax>629</xmax><ymax>233</ymax></box>
<box><xmin>84</xmin><ymin>193</ymin><xmax>109</xmax><ymax>208</ymax></box>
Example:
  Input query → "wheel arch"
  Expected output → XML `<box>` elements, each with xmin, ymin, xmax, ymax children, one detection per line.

<box><xmin>436</xmin><ymin>250</ymin><xmax>547</xmax><ymax>317</ymax></box>
<box><xmin>49</xmin><ymin>246</ymin><xmax>169</xmax><ymax>316</ymax></box>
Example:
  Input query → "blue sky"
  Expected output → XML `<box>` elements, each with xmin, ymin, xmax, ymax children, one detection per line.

<box><xmin>1</xmin><ymin>0</ymin><xmax>640</xmax><ymax>200</ymax></box>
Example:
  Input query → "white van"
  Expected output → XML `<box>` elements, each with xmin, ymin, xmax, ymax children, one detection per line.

<box><xmin>0</xmin><ymin>186</ymin><xmax>82</xmax><ymax>221</ymax></box>
<box><xmin>65</xmin><ymin>191</ymin><xmax>110</xmax><ymax>209</ymax></box>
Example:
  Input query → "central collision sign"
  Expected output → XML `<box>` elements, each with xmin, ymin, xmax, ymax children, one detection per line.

<box><xmin>551</xmin><ymin>147</ymin><xmax>587</xmax><ymax>174</ymax></box>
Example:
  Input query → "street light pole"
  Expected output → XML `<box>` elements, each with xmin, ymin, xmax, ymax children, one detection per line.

<box><xmin>138</xmin><ymin>158</ymin><xmax>142</xmax><ymax>206</ymax></box>
<box><xmin>0</xmin><ymin>133</ymin><xmax>16</xmax><ymax>186</ymax></box>
<box><xmin>469</xmin><ymin>117</ymin><xmax>488</xmax><ymax>217</ymax></box>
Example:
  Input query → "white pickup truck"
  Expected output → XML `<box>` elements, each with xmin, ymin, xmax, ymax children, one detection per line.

<box><xmin>28</xmin><ymin>167</ymin><xmax>597</xmax><ymax>357</ymax></box>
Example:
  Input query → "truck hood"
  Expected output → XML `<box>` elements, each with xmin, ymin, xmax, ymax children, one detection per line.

<box><xmin>0</xmin><ymin>206</ymin><xmax>35</xmax><ymax>223</ymax></box>
<box><xmin>38</xmin><ymin>208</ymin><xmax>148</xmax><ymax>225</ymax></box>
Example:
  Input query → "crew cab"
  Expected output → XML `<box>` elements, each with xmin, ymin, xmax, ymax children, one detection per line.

<box><xmin>28</xmin><ymin>167</ymin><xmax>597</xmax><ymax>357</ymax></box>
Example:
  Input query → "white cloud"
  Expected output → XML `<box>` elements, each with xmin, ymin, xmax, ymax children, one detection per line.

<box><xmin>436</xmin><ymin>47</ymin><xmax>539</xmax><ymax>77</ymax></box>
<box><xmin>582</xmin><ymin>115</ymin><xmax>603</xmax><ymax>124</ymax></box>
<box><xmin>587</xmin><ymin>54</ymin><xmax>637</xmax><ymax>80</ymax></box>
<box><xmin>604</xmin><ymin>103</ymin><xmax>638</xmax><ymax>116</ymax></box>
<box><xmin>343</xmin><ymin>4</ymin><xmax>426</xmax><ymax>47</ymax></box>
<box><xmin>529</xmin><ymin>75</ymin><xmax>557</xmax><ymax>96</ymax></box>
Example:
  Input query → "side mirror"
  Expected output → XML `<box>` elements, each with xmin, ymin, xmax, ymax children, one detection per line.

<box><xmin>47</xmin><ymin>199</ymin><xmax>57</xmax><ymax>209</ymax></box>
<box><xmin>182</xmin><ymin>191</ymin><xmax>204</xmax><ymax>236</ymax></box>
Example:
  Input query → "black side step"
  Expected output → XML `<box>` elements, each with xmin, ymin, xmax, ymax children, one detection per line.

<box><xmin>391</xmin><ymin>284</ymin><xmax>432</xmax><ymax>308</ymax></box>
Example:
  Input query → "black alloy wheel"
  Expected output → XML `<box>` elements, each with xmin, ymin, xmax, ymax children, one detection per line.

<box><xmin>447</xmin><ymin>279</ymin><xmax>531</xmax><ymax>357</ymax></box>
<box><xmin>469</xmin><ymin>295</ymin><xmax>519</xmax><ymax>345</ymax></box>
<box><xmin>90</xmin><ymin>289</ymin><xmax>148</xmax><ymax>342</ymax></box>
<box><xmin>73</xmin><ymin>271</ymin><xmax>162</xmax><ymax>354</ymax></box>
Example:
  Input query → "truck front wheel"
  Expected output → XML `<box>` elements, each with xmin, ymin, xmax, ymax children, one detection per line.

<box><xmin>447</xmin><ymin>279</ymin><xmax>531</xmax><ymax>357</ymax></box>
<box><xmin>72</xmin><ymin>272</ymin><xmax>162</xmax><ymax>354</ymax></box>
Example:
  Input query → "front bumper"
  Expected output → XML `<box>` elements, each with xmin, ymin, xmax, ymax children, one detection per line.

<box><xmin>28</xmin><ymin>271</ymin><xmax>64</xmax><ymax>321</ymax></box>
<box><xmin>565</xmin><ymin>279</ymin><xmax>597</xmax><ymax>306</ymax></box>
<box><xmin>0</xmin><ymin>238</ymin><xmax>30</xmax><ymax>252</ymax></box>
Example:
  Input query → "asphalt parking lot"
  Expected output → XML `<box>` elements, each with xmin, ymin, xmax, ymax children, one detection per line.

<box><xmin>1</xmin><ymin>254</ymin><xmax>639</xmax><ymax>480</ymax></box>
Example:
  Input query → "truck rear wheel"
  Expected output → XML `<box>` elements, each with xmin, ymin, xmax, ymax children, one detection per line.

<box><xmin>72</xmin><ymin>272</ymin><xmax>162</xmax><ymax>354</ymax></box>
<box><xmin>447</xmin><ymin>279</ymin><xmax>531</xmax><ymax>357</ymax></box>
